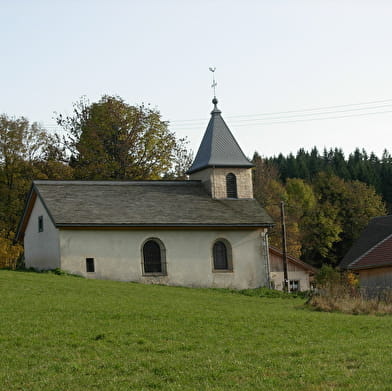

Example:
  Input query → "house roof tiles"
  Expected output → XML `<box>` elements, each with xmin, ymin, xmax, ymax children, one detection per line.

<box><xmin>349</xmin><ymin>234</ymin><xmax>392</xmax><ymax>270</ymax></box>
<box><xmin>340</xmin><ymin>215</ymin><xmax>392</xmax><ymax>270</ymax></box>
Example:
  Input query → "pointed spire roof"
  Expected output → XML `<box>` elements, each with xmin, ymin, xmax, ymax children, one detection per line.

<box><xmin>187</xmin><ymin>98</ymin><xmax>254</xmax><ymax>175</ymax></box>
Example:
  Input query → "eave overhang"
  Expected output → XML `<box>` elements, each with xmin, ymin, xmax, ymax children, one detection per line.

<box><xmin>269</xmin><ymin>246</ymin><xmax>318</xmax><ymax>273</ymax></box>
<box><xmin>57</xmin><ymin>222</ymin><xmax>274</xmax><ymax>230</ymax></box>
<box><xmin>348</xmin><ymin>261</ymin><xmax>392</xmax><ymax>271</ymax></box>
<box><xmin>15</xmin><ymin>184</ymin><xmax>57</xmax><ymax>242</ymax></box>
<box><xmin>187</xmin><ymin>163</ymin><xmax>254</xmax><ymax>175</ymax></box>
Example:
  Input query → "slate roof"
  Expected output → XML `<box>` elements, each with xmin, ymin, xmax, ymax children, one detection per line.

<box><xmin>186</xmin><ymin>98</ymin><xmax>254</xmax><ymax>174</ymax></box>
<box><xmin>16</xmin><ymin>180</ymin><xmax>273</xmax><ymax>239</ymax></box>
<box><xmin>340</xmin><ymin>215</ymin><xmax>392</xmax><ymax>270</ymax></box>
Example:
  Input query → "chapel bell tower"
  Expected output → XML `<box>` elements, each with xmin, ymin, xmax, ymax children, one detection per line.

<box><xmin>186</xmin><ymin>97</ymin><xmax>254</xmax><ymax>199</ymax></box>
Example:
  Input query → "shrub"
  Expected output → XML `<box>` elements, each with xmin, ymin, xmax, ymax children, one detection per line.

<box><xmin>0</xmin><ymin>232</ymin><xmax>23</xmax><ymax>270</ymax></box>
<box><xmin>309</xmin><ymin>265</ymin><xmax>392</xmax><ymax>315</ymax></box>
<box><xmin>236</xmin><ymin>287</ymin><xmax>310</xmax><ymax>299</ymax></box>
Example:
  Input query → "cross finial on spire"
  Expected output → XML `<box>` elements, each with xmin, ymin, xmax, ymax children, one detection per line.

<box><xmin>209</xmin><ymin>67</ymin><xmax>217</xmax><ymax>99</ymax></box>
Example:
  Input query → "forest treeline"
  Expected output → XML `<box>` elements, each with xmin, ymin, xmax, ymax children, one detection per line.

<box><xmin>0</xmin><ymin>95</ymin><xmax>389</xmax><ymax>269</ymax></box>
<box><xmin>268</xmin><ymin>147</ymin><xmax>392</xmax><ymax>210</ymax></box>
<box><xmin>253</xmin><ymin>148</ymin><xmax>388</xmax><ymax>267</ymax></box>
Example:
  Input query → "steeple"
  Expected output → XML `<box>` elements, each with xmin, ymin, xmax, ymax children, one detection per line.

<box><xmin>186</xmin><ymin>98</ymin><xmax>254</xmax><ymax>175</ymax></box>
<box><xmin>187</xmin><ymin>98</ymin><xmax>254</xmax><ymax>199</ymax></box>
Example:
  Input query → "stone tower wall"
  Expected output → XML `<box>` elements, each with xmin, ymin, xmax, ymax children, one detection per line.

<box><xmin>190</xmin><ymin>167</ymin><xmax>253</xmax><ymax>199</ymax></box>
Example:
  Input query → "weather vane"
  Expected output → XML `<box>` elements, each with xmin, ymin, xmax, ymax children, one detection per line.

<box><xmin>209</xmin><ymin>67</ymin><xmax>217</xmax><ymax>98</ymax></box>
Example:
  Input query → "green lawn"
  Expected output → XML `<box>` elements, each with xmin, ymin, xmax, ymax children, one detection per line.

<box><xmin>0</xmin><ymin>270</ymin><xmax>391</xmax><ymax>390</ymax></box>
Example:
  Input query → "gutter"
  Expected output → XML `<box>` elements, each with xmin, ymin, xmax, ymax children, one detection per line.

<box><xmin>57</xmin><ymin>223</ymin><xmax>274</xmax><ymax>230</ymax></box>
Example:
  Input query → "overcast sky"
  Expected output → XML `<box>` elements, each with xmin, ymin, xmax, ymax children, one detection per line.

<box><xmin>2</xmin><ymin>1</ymin><xmax>392</xmax><ymax>159</ymax></box>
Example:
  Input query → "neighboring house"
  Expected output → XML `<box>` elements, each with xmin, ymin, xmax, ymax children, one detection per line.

<box><xmin>16</xmin><ymin>98</ymin><xmax>274</xmax><ymax>289</ymax></box>
<box><xmin>340</xmin><ymin>215</ymin><xmax>392</xmax><ymax>292</ymax></box>
<box><xmin>269</xmin><ymin>246</ymin><xmax>317</xmax><ymax>291</ymax></box>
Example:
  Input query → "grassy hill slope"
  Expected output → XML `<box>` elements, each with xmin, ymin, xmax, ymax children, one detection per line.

<box><xmin>0</xmin><ymin>270</ymin><xmax>391</xmax><ymax>390</ymax></box>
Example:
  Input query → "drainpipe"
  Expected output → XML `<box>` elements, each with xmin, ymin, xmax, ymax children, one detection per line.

<box><xmin>261</xmin><ymin>230</ymin><xmax>271</xmax><ymax>288</ymax></box>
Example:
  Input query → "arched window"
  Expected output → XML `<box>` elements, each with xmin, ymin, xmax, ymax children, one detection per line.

<box><xmin>213</xmin><ymin>240</ymin><xmax>233</xmax><ymax>271</ymax></box>
<box><xmin>142</xmin><ymin>239</ymin><xmax>166</xmax><ymax>274</ymax></box>
<box><xmin>226</xmin><ymin>173</ymin><xmax>238</xmax><ymax>198</ymax></box>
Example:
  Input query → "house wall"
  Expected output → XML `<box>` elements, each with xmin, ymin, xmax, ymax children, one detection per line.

<box><xmin>269</xmin><ymin>251</ymin><xmax>311</xmax><ymax>291</ymax></box>
<box><xmin>190</xmin><ymin>167</ymin><xmax>253</xmax><ymax>199</ymax></box>
<box><xmin>358</xmin><ymin>267</ymin><xmax>392</xmax><ymax>291</ymax></box>
<box><xmin>24</xmin><ymin>197</ymin><xmax>60</xmax><ymax>270</ymax></box>
<box><xmin>59</xmin><ymin>228</ymin><xmax>269</xmax><ymax>289</ymax></box>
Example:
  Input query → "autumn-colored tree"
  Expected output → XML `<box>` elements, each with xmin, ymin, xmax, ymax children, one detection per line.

<box><xmin>301</xmin><ymin>202</ymin><xmax>343</xmax><ymax>266</ymax></box>
<box><xmin>0</xmin><ymin>115</ymin><xmax>47</xmax><ymax>232</ymax></box>
<box><xmin>302</xmin><ymin>173</ymin><xmax>386</xmax><ymax>266</ymax></box>
<box><xmin>0</xmin><ymin>114</ymin><xmax>71</xmax><ymax>268</ymax></box>
<box><xmin>32</xmin><ymin>133</ymin><xmax>74</xmax><ymax>180</ymax></box>
<box><xmin>253</xmin><ymin>155</ymin><xmax>386</xmax><ymax>266</ymax></box>
<box><xmin>253</xmin><ymin>154</ymin><xmax>320</xmax><ymax>258</ymax></box>
<box><xmin>285</xmin><ymin>178</ymin><xmax>317</xmax><ymax>258</ymax></box>
<box><xmin>57</xmin><ymin>95</ymin><xmax>192</xmax><ymax>180</ymax></box>
<box><xmin>333</xmin><ymin>179</ymin><xmax>386</xmax><ymax>263</ymax></box>
<box><xmin>252</xmin><ymin>154</ymin><xmax>300</xmax><ymax>255</ymax></box>
<box><xmin>162</xmin><ymin>138</ymin><xmax>194</xmax><ymax>180</ymax></box>
<box><xmin>0</xmin><ymin>115</ymin><xmax>34</xmax><ymax>267</ymax></box>
<box><xmin>0</xmin><ymin>231</ymin><xmax>23</xmax><ymax>269</ymax></box>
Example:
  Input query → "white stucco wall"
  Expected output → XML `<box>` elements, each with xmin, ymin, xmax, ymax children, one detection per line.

<box><xmin>59</xmin><ymin>228</ymin><xmax>269</xmax><ymax>289</ymax></box>
<box><xmin>24</xmin><ymin>197</ymin><xmax>60</xmax><ymax>270</ymax></box>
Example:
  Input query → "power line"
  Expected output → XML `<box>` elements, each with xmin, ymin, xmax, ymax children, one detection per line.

<box><xmin>220</xmin><ymin>103</ymin><xmax>392</xmax><ymax>124</ymax></box>
<box><xmin>170</xmin><ymin>109</ymin><xmax>392</xmax><ymax>130</ymax></box>
<box><xmin>225</xmin><ymin>98</ymin><xmax>392</xmax><ymax>119</ymax></box>
<box><xmin>238</xmin><ymin>108</ymin><xmax>392</xmax><ymax>126</ymax></box>
<box><xmin>170</xmin><ymin>98</ymin><xmax>392</xmax><ymax>124</ymax></box>
<box><xmin>38</xmin><ymin>97</ymin><xmax>392</xmax><ymax>131</ymax></box>
<box><xmin>170</xmin><ymin>104</ymin><xmax>392</xmax><ymax>130</ymax></box>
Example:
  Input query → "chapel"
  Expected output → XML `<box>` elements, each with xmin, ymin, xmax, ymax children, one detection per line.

<box><xmin>16</xmin><ymin>98</ymin><xmax>274</xmax><ymax>289</ymax></box>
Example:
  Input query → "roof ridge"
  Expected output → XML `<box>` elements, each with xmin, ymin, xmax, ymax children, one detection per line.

<box><xmin>33</xmin><ymin>180</ymin><xmax>202</xmax><ymax>186</ymax></box>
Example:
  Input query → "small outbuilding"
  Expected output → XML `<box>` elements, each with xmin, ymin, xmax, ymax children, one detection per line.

<box><xmin>269</xmin><ymin>246</ymin><xmax>317</xmax><ymax>291</ymax></box>
<box><xmin>16</xmin><ymin>98</ymin><xmax>274</xmax><ymax>289</ymax></box>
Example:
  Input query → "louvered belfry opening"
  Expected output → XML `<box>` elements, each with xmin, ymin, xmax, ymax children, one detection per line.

<box><xmin>213</xmin><ymin>241</ymin><xmax>228</xmax><ymax>270</ymax></box>
<box><xmin>226</xmin><ymin>173</ymin><xmax>238</xmax><ymax>198</ymax></box>
<box><xmin>143</xmin><ymin>240</ymin><xmax>162</xmax><ymax>273</ymax></box>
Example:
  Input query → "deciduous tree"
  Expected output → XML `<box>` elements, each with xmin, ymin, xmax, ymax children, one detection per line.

<box><xmin>0</xmin><ymin>115</ymin><xmax>47</xmax><ymax>232</ymax></box>
<box><xmin>57</xmin><ymin>95</ymin><xmax>192</xmax><ymax>180</ymax></box>
<box><xmin>0</xmin><ymin>115</ymin><xmax>62</xmax><ymax>267</ymax></box>
<box><xmin>303</xmin><ymin>173</ymin><xmax>386</xmax><ymax>266</ymax></box>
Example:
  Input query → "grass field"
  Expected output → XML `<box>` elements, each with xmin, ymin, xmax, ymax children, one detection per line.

<box><xmin>0</xmin><ymin>270</ymin><xmax>391</xmax><ymax>390</ymax></box>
